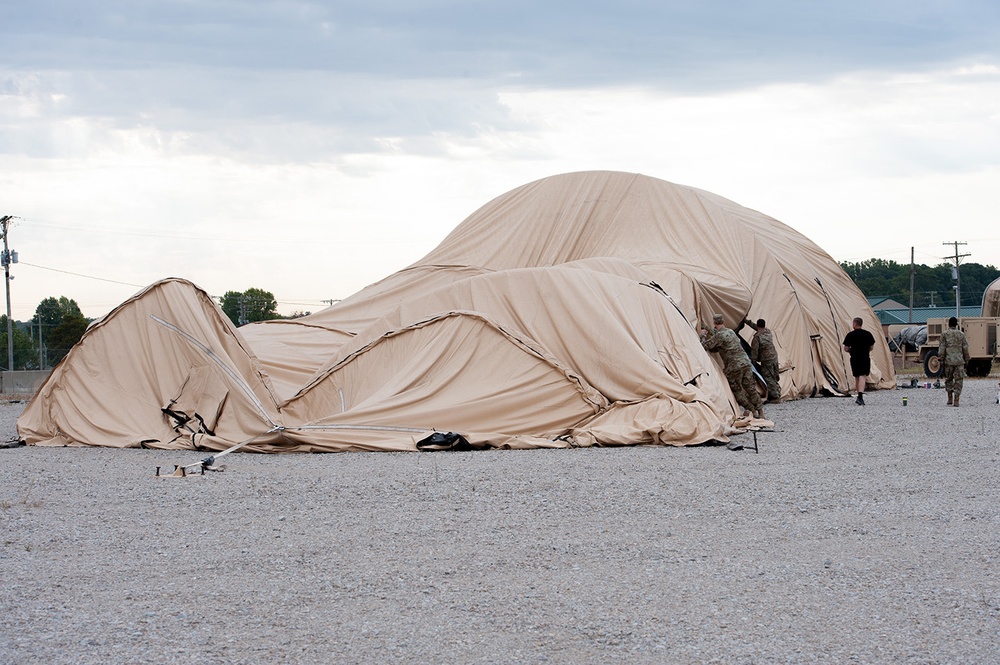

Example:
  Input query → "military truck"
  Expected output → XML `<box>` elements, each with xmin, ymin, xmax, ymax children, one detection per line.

<box><xmin>918</xmin><ymin>317</ymin><xmax>998</xmax><ymax>378</ymax></box>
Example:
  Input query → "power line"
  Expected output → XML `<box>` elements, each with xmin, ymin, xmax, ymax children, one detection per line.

<box><xmin>16</xmin><ymin>215</ymin><xmax>431</xmax><ymax>245</ymax></box>
<box><xmin>19</xmin><ymin>261</ymin><xmax>147</xmax><ymax>288</ymax></box>
<box><xmin>276</xmin><ymin>299</ymin><xmax>329</xmax><ymax>307</ymax></box>
<box><xmin>21</xmin><ymin>263</ymin><xmax>338</xmax><ymax>308</ymax></box>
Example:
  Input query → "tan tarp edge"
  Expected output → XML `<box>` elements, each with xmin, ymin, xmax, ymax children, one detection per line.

<box><xmin>18</xmin><ymin>171</ymin><xmax>893</xmax><ymax>452</ymax></box>
<box><xmin>982</xmin><ymin>276</ymin><xmax>1000</xmax><ymax>317</ymax></box>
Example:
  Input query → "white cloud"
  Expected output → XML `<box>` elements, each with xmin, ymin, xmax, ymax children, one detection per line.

<box><xmin>487</xmin><ymin>67</ymin><xmax>1000</xmax><ymax>264</ymax></box>
<box><xmin>2</xmin><ymin>3</ymin><xmax>1000</xmax><ymax>320</ymax></box>
<box><xmin>5</xmin><ymin>63</ymin><xmax>998</xmax><ymax>322</ymax></box>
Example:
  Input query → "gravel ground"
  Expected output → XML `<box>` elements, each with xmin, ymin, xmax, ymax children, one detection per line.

<box><xmin>1</xmin><ymin>379</ymin><xmax>998</xmax><ymax>664</ymax></box>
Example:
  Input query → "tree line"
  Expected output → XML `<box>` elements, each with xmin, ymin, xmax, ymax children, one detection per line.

<box><xmin>2</xmin><ymin>296</ymin><xmax>89</xmax><ymax>371</ymax></box>
<box><xmin>839</xmin><ymin>259</ymin><xmax>1000</xmax><ymax>309</ymax></box>
<box><xmin>2</xmin><ymin>288</ymin><xmax>310</xmax><ymax>371</ymax></box>
<box><xmin>15</xmin><ymin>262</ymin><xmax>995</xmax><ymax>372</ymax></box>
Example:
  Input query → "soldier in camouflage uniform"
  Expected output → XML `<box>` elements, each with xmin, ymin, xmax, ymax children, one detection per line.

<box><xmin>939</xmin><ymin>316</ymin><xmax>970</xmax><ymax>407</ymax></box>
<box><xmin>701</xmin><ymin>313</ymin><xmax>765</xmax><ymax>420</ymax></box>
<box><xmin>746</xmin><ymin>318</ymin><xmax>781</xmax><ymax>402</ymax></box>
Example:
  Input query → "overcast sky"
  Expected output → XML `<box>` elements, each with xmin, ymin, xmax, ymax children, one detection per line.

<box><xmin>2</xmin><ymin>1</ymin><xmax>999</xmax><ymax>321</ymax></box>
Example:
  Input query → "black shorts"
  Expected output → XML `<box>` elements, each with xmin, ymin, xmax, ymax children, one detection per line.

<box><xmin>850</xmin><ymin>356</ymin><xmax>871</xmax><ymax>377</ymax></box>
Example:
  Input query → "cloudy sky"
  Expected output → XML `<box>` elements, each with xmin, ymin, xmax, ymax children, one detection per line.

<box><xmin>2</xmin><ymin>1</ymin><xmax>999</xmax><ymax>321</ymax></box>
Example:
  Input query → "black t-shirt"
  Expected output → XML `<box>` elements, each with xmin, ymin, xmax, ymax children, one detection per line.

<box><xmin>843</xmin><ymin>328</ymin><xmax>876</xmax><ymax>358</ymax></box>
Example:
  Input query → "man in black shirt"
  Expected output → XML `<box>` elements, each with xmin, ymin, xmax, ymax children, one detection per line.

<box><xmin>842</xmin><ymin>317</ymin><xmax>876</xmax><ymax>405</ymax></box>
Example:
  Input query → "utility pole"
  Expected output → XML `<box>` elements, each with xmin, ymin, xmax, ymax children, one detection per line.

<box><xmin>908</xmin><ymin>247</ymin><xmax>914</xmax><ymax>323</ymax></box>
<box><xmin>943</xmin><ymin>241</ymin><xmax>970</xmax><ymax>319</ymax></box>
<box><xmin>1</xmin><ymin>215</ymin><xmax>17</xmax><ymax>373</ymax></box>
<box><xmin>37</xmin><ymin>316</ymin><xmax>43</xmax><ymax>368</ymax></box>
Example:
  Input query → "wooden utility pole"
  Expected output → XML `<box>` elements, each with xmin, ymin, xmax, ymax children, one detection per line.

<box><xmin>1</xmin><ymin>215</ymin><xmax>14</xmax><ymax>373</ymax></box>
<box><xmin>908</xmin><ymin>247</ymin><xmax>915</xmax><ymax>324</ymax></box>
<box><xmin>943</xmin><ymin>241</ymin><xmax>970</xmax><ymax>319</ymax></box>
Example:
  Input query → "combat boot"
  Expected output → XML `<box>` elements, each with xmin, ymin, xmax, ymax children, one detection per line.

<box><xmin>947</xmin><ymin>392</ymin><xmax>953</xmax><ymax>405</ymax></box>
<box><xmin>953</xmin><ymin>395</ymin><xmax>960</xmax><ymax>407</ymax></box>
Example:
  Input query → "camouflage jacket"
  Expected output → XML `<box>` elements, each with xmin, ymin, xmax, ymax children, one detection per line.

<box><xmin>701</xmin><ymin>327</ymin><xmax>751</xmax><ymax>370</ymax></box>
<box><xmin>751</xmin><ymin>328</ymin><xmax>778</xmax><ymax>364</ymax></box>
<box><xmin>938</xmin><ymin>327</ymin><xmax>970</xmax><ymax>366</ymax></box>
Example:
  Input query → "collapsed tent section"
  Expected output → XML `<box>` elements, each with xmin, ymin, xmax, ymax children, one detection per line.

<box><xmin>277</xmin><ymin>171</ymin><xmax>894</xmax><ymax>400</ymax></box>
<box><xmin>18</xmin><ymin>170</ymin><xmax>893</xmax><ymax>452</ymax></box>
<box><xmin>17</xmin><ymin>279</ymin><xmax>283</xmax><ymax>450</ymax></box>
<box><xmin>18</xmin><ymin>263</ymin><xmax>735</xmax><ymax>451</ymax></box>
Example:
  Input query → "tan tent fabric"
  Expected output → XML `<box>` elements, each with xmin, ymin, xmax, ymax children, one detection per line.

<box><xmin>18</xmin><ymin>171</ymin><xmax>893</xmax><ymax>453</ymax></box>
<box><xmin>238</xmin><ymin>320</ymin><xmax>355</xmax><ymax>399</ymax></box>
<box><xmin>409</xmin><ymin>171</ymin><xmax>892</xmax><ymax>396</ymax></box>
<box><xmin>982</xmin><ymin>276</ymin><xmax>1000</xmax><ymax>317</ymax></box>
<box><xmin>18</xmin><ymin>279</ymin><xmax>283</xmax><ymax>449</ymax></box>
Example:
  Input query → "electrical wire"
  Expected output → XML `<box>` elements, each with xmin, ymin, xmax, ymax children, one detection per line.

<box><xmin>14</xmin><ymin>215</ymin><xmax>432</xmax><ymax>245</ymax></box>
<box><xmin>18</xmin><ymin>261</ymin><xmax>334</xmax><ymax>309</ymax></box>
<box><xmin>18</xmin><ymin>261</ymin><xmax>147</xmax><ymax>288</ymax></box>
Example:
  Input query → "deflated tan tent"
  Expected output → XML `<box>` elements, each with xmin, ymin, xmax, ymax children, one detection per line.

<box><xmin>18</xmin><ymin>171</ymin><xmax>893</xmax><ymax>453</ymax></box>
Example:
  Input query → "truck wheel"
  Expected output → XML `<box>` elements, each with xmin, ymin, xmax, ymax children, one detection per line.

<box><xmin>923</xmin><ymin>349</ymin><xmax>942</xmax><ymax>378</ymax></box>
<box><xmin>967</xmin><ymin>359</ymin><xmax>991</xmax><ymax>377</ymax></box>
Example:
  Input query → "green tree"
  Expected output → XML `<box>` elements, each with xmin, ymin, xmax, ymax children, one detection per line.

<box><xmin>0</xmin><ymin>316</ymin><xmax>39</xmax><ymax>370</ymax></box>
<box><xmin>840</xmin><ymin>259</ymin><xmax>999</xmax><ymax>308</ymax></box>
<box><xmin>956</xmin><ymin>262</ymin><xmax>1000</xmax><ymax>307</ymax></box>
<box><xmin>32</xmin><ymin>296</ymin><xmax>86</xmax><ymax>367</ymax></box>
<box><xmin>840</xmin><ymin>258</ymin><xmax>907</xmax><ymax>301</ymax></box>
<box><xmin>35</xmin><ymin>296</ymin><xmax>83</xmax><ymax>332</ymax></box>
<box><xmin>47</xmin><ymin>313</ymin><xmax>89</xmax><ymax>365</ymax></box>
<box><xmin>220</xmin><ymin>288</ymin><xmax>280</xmax><ymax>326</ymax></box>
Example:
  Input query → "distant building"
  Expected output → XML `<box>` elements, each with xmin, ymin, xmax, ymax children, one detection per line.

<box><xmin>876</xmin><ymin>306</ymin><xmax>982</xmax><ymax>336</ymax></box>
<box><xmin>867</xmin><ymin>296</ymin><xmax>908</xmax><ymax>311</ymax></box>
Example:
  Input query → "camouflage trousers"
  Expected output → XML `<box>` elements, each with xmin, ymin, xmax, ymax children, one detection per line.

<box><xmin>943</xmin><ymin>363</ymin><xmax>966</xmax><ymax>397</ymax></box>
<box><xmin>760</xmin><ymin>360</ymin><xmax>781</xmax><ymax>401</ymax></box>
<box><xmin>726</xmin><ymin>364</ymin><xmax>763</xmax><ymax>413</ymax></box>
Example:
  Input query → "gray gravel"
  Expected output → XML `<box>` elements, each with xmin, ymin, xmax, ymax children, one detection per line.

<box><xmin>2</xmin><ymin>379</ymin><xmax>999</xmax><ymax>664</ymax></box>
